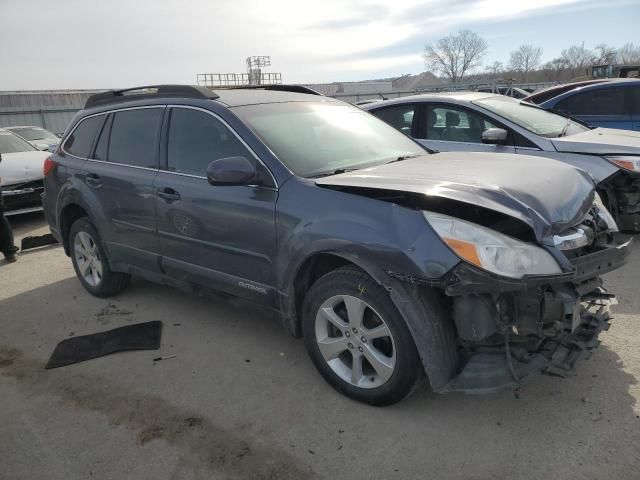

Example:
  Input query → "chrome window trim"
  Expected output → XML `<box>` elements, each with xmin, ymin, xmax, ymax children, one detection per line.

<box><xmin>84</xmin><ymin>157</ymin><xmax>159</xmax><ymax>172</ymax></box>
<box><xmin>166</xmin><ymin>104</ymin><xmax>278</xmax><ymax>188</ymax></box>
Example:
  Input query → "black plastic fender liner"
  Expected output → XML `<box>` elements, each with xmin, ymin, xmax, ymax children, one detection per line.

<box><xmin>386</xmin><ymin>280</ymin><xmax>460</xmax><ymax>391</ymax></box>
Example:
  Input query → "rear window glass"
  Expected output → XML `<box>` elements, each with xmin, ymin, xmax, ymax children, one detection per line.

<box><xmin>108</xmin><ymin>108</ymin><xmax>162</xmax><ymax>168</ymax></box>
<box><xmin>64</xmin><ymin>116</ymin><xmax>103</xmax><ymax>157</ymax></box>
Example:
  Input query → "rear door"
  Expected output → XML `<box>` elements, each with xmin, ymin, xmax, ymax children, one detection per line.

<box><xmin>84</xmin><ymin>106</ymin><xmax>163</xmax><ymax>272</ymax></box>
<box><xmin>414</xmin><ymin>103</ymin><xmax>517</xmax><ymax>154</ymax></box>
<box><xmin>155</xmin><ymin>105</ymin><xmax>278</xmax><ymax>306</ymax></box>
<box><xmin>553</xmin><ymin>86</ymin><xmax>632</xmax><ymax>130</ymax></box>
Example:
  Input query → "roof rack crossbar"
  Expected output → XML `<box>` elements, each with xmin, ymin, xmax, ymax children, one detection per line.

<box><xmin>85</xmin><ymin>85</ymin><xmax>220</xmax><ymax>108</ymax></box>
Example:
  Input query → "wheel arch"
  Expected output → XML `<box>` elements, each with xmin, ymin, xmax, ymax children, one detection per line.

<box><xmin>282</xmin><ymin>250</ymin><xmax>460</xmax><ymax>392</ymax></box>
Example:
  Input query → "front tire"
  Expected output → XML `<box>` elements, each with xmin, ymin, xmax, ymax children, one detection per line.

<box><xmin>69</xmin><ymin>218</ymin><xmax>130</xmax><ymax>297</ymax></box>
<box><xmin>302</xmin><ymin>266</ymin><xmax>422</xmax><ymax>406</ymax></box>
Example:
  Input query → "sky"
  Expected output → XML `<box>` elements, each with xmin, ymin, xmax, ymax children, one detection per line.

<box><xmin>0</xmin><ymin>0</ymin><xmax>638</xmax><ymax>90</ymax></box>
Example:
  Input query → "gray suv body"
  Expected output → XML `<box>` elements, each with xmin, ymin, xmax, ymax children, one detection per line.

<box><xmin>44</xmin><ymin>85</ymin><xmax>629</xmax><ymax>405</ymax></box>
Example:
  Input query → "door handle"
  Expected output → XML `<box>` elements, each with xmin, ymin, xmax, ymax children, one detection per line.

<box><xmin>157</xmin><ymin>187</ymin><xmax>181</xmax><ymax>202</ymax></box>
<box><xmin>86</xmin><ymin>173</ymin><xmax>102</xmax><ymax>187</ymax></box>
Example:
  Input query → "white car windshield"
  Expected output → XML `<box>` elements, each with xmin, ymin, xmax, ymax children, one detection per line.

<box><xmin>0</xmin><ymin>130</ymin><xmax>37</xmax><ymax>154</ymax></box>
<box><xmin>10</xmin><ymin>127</ymin><xmax>58</xmax><ymax>143</ymax></box>
<box><xmin>474</xmin><ymin>96</ymin><xmax>589</xmax><ymax>138</ymax></box>
<box><xmin>233</xmin><ymin>101</ymin><xmax>426</xmax><ymax>177</ymax></box>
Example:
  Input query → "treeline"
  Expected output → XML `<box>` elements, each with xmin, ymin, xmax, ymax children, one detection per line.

<box><xmin>423</xmin><ymin>30</ymin><xmax>640</xmax><ymax>84</ymax></box>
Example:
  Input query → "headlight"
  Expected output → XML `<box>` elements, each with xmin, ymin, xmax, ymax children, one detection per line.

<box><xmin>424</xmin><ymin>211</ymin><xmax>562</xmax><ymax>278</ymax></box>
<box><xmin>593</xmin><ymin>192</ymin><xmax>618</xmax><ymax>232</ymax></box>
<box><xmin>606</xmin><ymin>155</ymin><xmax>640</xmax><ymax>172</ymax></box>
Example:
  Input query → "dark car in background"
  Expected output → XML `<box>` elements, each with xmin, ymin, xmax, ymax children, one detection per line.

<box><xmin>525</xmin><ymin>79</ymin><xmax>640</xmax><ymax>131</ymax></box>
<box><xmin>364</xmin><ymin>92</ymin><xmax>640</xmax><ymax>231</ymax></box>
<box><xmin>44</xmin><ymin>85</ymin><xmax>628</xmax><ymax>405</ymax></box>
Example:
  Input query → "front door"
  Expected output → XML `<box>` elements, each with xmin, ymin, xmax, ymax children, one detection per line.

<box><xmin>155</xmin><ymin>106</ymin><xmax>278</xmax><ymax>306</ymax></box>
<box><xmin>83</xmin><ymin>106</ymin><xmax>163</xmax><ymax>272</ymax></box>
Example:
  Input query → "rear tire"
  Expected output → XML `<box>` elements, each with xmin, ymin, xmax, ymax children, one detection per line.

<box><xmin>302</xmin><ymin>266</ymin><xmax>422</xmax><ymax>406</ymax></box>
<box><xmin>69</xmin><ymin>218</ymin><xmax>130</xmax><ymax>297</ymax></box>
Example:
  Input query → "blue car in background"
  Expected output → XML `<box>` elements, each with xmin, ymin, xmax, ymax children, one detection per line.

<box><xmin>527</xmin><ymin>79</ymin><xmax>640</xmax><ymax>131</ymax></box>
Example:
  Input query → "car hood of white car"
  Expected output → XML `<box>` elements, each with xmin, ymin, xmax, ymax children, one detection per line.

<box><xmin>0</xmin><ymin>150</ymin><xmax>49</xmax><ymax>187</ymax></box>
<box><xmin>552</xmin><ymin>128</ymin><xmax>640</xmax><ymax>155</ymax></box>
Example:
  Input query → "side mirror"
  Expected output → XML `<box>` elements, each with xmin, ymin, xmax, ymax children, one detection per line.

<box><xmin>34</xmin><ymin>143</ymin><xmax>50</xmax><ymax>151</ymax></box>
<box><xmin>482</xmin><ymin>128</ymin><xmax>508</xmax><ymax>145</ymax></box>
<box><xmin>206</xmin><ymin>156</ymin><xmax>261</xmax><ymax>186</ymax></box>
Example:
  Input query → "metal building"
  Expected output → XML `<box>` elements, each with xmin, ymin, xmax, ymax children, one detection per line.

<box><xmin>0</xmin><ymin>90</ymin><xmax>99</xmax><ymax>135</ymax></box>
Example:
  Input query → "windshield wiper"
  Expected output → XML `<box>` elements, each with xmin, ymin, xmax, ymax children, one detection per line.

<box><xmin>307</xmin><ymin>167</ymin><xmax>359</xmax><ymax>179</ymax></box>
<box><xmin>385</xmin><ymin>153</ymin><xmax>422</xmax><ymax>164</ymax></box>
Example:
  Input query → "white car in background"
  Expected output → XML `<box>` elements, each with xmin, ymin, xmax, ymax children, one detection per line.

<box><xmin>0</xmin><ymin>128</ymin><xmax>49</xmax><ymax>215</ymax></box>
<box><xmin>6</xmin><ymin>125</ymin><xmax>60</xmax><ymax>152</ymax></box>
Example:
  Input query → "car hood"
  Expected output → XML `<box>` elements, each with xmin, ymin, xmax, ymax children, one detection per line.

<box><xmin>0</xmin><ymin>150</ymin><xmax>48</xmax><ymax>187</ymax></box>
<box><xmin>316</xmin><ymin>153</ymin><xmax>596</xmax><ymax>241</ymax></box>
<box><xmin>552</xmin><ymin>128</ymin><xmax>640</xmax><ymax>155</ymax></box>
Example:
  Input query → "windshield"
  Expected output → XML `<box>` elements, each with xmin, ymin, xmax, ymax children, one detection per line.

<box><xmin>233</xmin><ymin>101</ymin><xmax>426</xmax><ymax>177</ymax></box>
<box><xmin>474</xmin><ymin>96</ymin><xmax>589</xmax><ymax>138</ymax></box>
<box><xmin>0</xmin><ymin>130</ymin><xmax>37</xmax><ymax>154</ymax></box>
<box><xmin>10</xmin><ymin>126</ymin><xmax>58</xmax><ymax>142</ymax></box>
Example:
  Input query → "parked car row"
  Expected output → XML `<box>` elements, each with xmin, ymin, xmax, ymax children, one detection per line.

<box><xmin>364</xmin><ymin>91</ymin><xmax>640</xmax><ymax>230</ymax></box>
<box><xmin>41</xmin><ymin>84</ymin><xmax>630</xmax><ymax>405</ymax></box>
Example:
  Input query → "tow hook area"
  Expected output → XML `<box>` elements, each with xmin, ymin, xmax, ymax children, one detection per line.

<box><xmin>442</xmin><ymin>290</ymin><xmax>618</xmax><ymax>394</ymax></box>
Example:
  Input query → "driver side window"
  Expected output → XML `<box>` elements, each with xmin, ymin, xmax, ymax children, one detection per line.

<box><xmin>167</xmin><ymin>108</ymin><xmax>253</xmax><ymax>177</ymax></box>
<box><xmin>424</xmin><ymin>105</ymin><xmax>498</xmax><ymax>144</ymax></box>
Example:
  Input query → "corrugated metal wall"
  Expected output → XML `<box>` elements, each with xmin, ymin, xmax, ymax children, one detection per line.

<box><xmin>0</xmin><ymin>90</ymin><xmax>100</xmax><ymax>135</ymax></box>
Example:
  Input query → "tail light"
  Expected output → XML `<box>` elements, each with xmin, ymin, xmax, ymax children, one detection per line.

<box><xmin>43</xmin><ymin>156</ymin><xmax>56</xmax><ymax>177</ymax></box>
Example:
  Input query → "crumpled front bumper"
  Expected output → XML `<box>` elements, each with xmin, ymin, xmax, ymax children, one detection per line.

<box><xmin>437</xmin><ymin>238</ymin><xmax>631</xmax><ymax>394</ymax></box>
<box><xmin>441</xmin><ymin>291</ymin><xmax>617</xmax><ymax>394</ymax></box>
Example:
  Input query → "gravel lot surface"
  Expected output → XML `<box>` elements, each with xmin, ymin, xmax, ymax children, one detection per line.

<box><xmin>1</xmin><ymin>212</ymin><xmax>639</xmax><ymax>480</ymax></box>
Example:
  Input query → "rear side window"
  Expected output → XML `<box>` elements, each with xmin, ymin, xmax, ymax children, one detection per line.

<box><xmin>167</xmin><ymin>108</ymin><xmax>253</xmax><ymax>176</ymax></box>
<box><xmin>64</xmin><ymin>116</ymin><xmax>103</xmax><ymax>157</ymax></box>
<box><xmin>556</xmin><ymin>87</ymin><xmax>628</xmax><ymax>115</ymax></box>
<box><xmin>372</xmin><ymin>104</ymin><xmax>416</xmax><ymax>134</ymax></box>
<box><xmin>107</xmin><ymin>108</ymin><xmax>162</xmax><ymax>168</ymax></box>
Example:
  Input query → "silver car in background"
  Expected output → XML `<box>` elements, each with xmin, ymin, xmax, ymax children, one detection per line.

<box><xmin>363</xmin><ymin>93</ymin><xmax>640</xmax><ymax>231</ymax></box>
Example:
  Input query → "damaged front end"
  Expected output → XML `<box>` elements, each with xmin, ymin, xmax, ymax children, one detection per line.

<box><xmin>434</xmin><ymin>204</ymin><xmax>631</xmax><ymax>394</ymax></box>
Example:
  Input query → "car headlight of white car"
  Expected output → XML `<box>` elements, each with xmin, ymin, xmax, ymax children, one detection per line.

<box><xmin>606</xmin><ymin>155</ymin><xmax>640</xmax><ymax>173</ymax></box>
<box><xmin>423</xmin><ymin>211</ymin><xmax>562</xmax><ymax>279</ymax></box>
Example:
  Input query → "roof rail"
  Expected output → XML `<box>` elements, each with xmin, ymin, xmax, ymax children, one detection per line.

<box><xmin>212</xmin><ymin>84</ymin><xmax>323</xmax><ymax>96</ymax></box>
<box><xmin>85</xmin><ymin>85</ymin><xmax>220</xmax><ymax>109</ymax></box>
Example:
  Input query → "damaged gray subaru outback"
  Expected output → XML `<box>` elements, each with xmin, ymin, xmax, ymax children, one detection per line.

<box><xmin>43</xmin><ymin>85</ymin><xmax>631</xmax><ymax>405</ymax></box>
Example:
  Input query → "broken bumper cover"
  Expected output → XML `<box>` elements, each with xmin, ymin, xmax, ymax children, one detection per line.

<box><xmin>441</xmin><ymin>293</ymin><xmax>617</xmax><ymax>394</ymax></box>
<box><xmin>436</xmin><ymin>239</ymin><xmax>631</xmax><ymax>394</ymax></box>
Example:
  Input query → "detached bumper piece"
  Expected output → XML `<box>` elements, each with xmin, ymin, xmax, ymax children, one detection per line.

<box><xmin>442</xmin><ymin>292</ymin><xmax>616</xmax><ymax>394</ymax></box>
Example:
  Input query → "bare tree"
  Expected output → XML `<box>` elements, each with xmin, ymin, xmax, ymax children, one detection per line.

<box><xmin>594</xmin><ymin>43</ymin><xmax>617</xmax><ymax>64</ymax></box>
<box><xmin>617</xmin><ymin>43</ymin><xmax>640</xmax><ymax>64</ymax></box>
<box><xmin>508</xmin><ymin>45</ymin><xmax>543</xmax><ymax>82</ymax></box>
<box><xmin>485</xmin><ymin>61</ymin><xmax>503</xmax><ymax>79</ymax></box>
<box><xmin>424</xmin><ymin>30</ymin><xmax>488</xmax><ymax>83</ymax></box>
<box><xmin>560</xmin><ymin>43</ymin><xmax>595</xmax><ymax>76</ymax></box>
